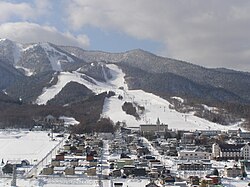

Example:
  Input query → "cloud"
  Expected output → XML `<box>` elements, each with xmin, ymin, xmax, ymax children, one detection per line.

<box><xmin>0</xmin><ymin>22</ymin><xmax>89</xmax><ymax>48</ymax></box>
<box><xmin>66</xmin><ymin>0</ymin><xmax>250</xmax><ymax>71</ymax></box>
<box><xmin>0</xmin><ymin>0</ymin><xmax>51</xmax><ymax>22</ymax></box>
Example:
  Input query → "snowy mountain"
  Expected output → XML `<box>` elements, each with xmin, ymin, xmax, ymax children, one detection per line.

<box><xmin>0</xmin><ymin>39</ymin><xmax>249</xmax><ymax>130</ymax></box>
<box><xmin>60</xmin><ymin>47</ymin><xmax>250</xmax><ymax>103</ymax></box>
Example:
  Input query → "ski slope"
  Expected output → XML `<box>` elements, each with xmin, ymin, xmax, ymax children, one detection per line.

<box><xmin>36</xmin><ymin>64</ymin><xmax>240</xmax><ymax>131</ymax></box>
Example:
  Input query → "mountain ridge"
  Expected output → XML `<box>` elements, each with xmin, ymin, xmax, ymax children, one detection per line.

<box><xmin>0</xmin><ymin>39</ymin><xmax>250</xmax><ymax>130</ymax></box>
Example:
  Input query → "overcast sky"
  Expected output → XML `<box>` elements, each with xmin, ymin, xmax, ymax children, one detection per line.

<box><xmin>0</xmin><ymin>0</ymin><xmax>250</xmax><ymax>72</ymax></box>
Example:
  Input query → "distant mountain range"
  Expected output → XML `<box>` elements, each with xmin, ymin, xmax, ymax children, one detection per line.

<box><xmin>0</xmin><ymin>38</ymin><xmax>250</xmax><ymax>129</ymax></box>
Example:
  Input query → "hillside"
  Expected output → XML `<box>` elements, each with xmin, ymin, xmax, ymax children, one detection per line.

<box><xmin>0</xmin><ymin>39</ymin><xmax>250</xmax><ymax>130</ymax></box>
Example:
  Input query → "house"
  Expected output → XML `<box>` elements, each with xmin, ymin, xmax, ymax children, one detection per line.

<box><xmin>42</xmin><ymin>166</ymin><xmax>54</xmax><ymax>175</ymax></box>
<box><xmin>55</xmin><ymin>154</ymin><xmax>65</xmax><ymax>161</ymax></box>
<box><xmin>51</xmin><ymin>159</ymin><xmax>60</xmax><ymax>167</ymax></box>
<box><xmin>224</xmin><ymin>165</ymin><xmax>242</xmax><ymax>178</ymax></box>
<box><xmin>86</xmin><ymin>154</ymin><xmax>94</xmax><ymax>161</ymax></box>
<box><xmin>189</xmin><ymin>176</ymin><xmax>199</xmax><ymax>186</ymax></box>
<box><xmin>64</xmin><ymin>166</ymin><xmax>75</xmax><ymax>175</ymax></box>
<box><xmin>86</xmin><ymin>167</ymin><xmax>96</xmax><ymax>176</ymax></box>
<box><xmin>2</xmin><ymin>163</ymin><xmax>13</xmax><ymax>174</ymax></box>
<box><xmin>20</xmin><ymin>159</ymin><xmax>30</xmax><ymax>167</ymax></box>
<box><xmin>64</xmin><ymin>144</ymin><xmax>71</xmax><ymax>151</ymax></box>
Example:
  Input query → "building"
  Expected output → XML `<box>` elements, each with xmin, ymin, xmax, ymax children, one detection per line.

<box><xmin>177</xmin><ymin>161</ymin><xmax>212</xmax><ymax>171</ymax></box>
<box><xmin>178</xmin><ymin>149</ymin><xmax>212</xmax><ymax>160</ymax></box>
<box><xmin>140</xmin><ymin>118</ymin><xmax>168</xmax><ymax>134</ymax></box>
<box><xmin>64</xmin><ymin>167</ymin><xmax>75</xmax><ymax>175</ymax></box>
<box><xmin>197</xmin><ymin>130</ymin><xmax>222</xmax><ymax>136</ymax></box>
<box><xmin>228</xmin><ymin>129</ymin><xmax>240</xmax><ymax>137</ymax></box>
<box><xmin>181</xmin><ymin>133</ymin><xmax>195</xmax><ymax>145</ymax></box>
<box><xmin>212</xmin><ymin>143</ymin><xmax>250</xmax><ymax>160</ymax></box>
<box><xmin>224</xmin><ymin>165</ymin><xmax>242</xmax><ymax>178</ymax></box>
<box><xmin>238</xmin><ymin>132</ymin><xmax>250</xmax><ymax>139</ymax></box>
<box><xmin>42</xmin><ymin>166</ymin><xmax>54</xmax><ymax>175</ymax></box>
<box><xmin>242</xmin><ymin>143</ymin><xmax>250</xmax><ymax>160</ymax></box>
<box><xmin>140</xmin><ymin>120</ymin><xmax>168</xmax><ymax>134</ymax></box>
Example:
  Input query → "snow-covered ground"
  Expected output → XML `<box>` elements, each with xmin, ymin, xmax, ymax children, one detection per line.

<box><xmin>36</xmin><ymin>64</ymin><xmax>241</xmax><ymax>131</ymax></box>
<box><xmin>0</xmin><ymin>177</ymin><xmax>154</xmax><ymax>187</ymax></box>
<box><xmin>59</xmin><ymin>116</ymin><xmax>80</xmax><ymax>126</ymax></box>
<box><xmin>0</xmin><ymin>130</ymin><xmax>60</xmax><ymax>164</ymax></box>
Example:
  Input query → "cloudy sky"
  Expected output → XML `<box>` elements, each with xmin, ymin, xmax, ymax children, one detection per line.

<box><xmin>1</xmin><ymin>0</ymin><xmax>250</xmax><ymax>72</ymax></box>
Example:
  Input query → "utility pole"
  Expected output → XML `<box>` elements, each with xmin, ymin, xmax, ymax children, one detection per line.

<box><xmin>11</xmin><ymin>164</ymin><xmax>17</xmax><ymax>187</ymax></box>
<box><xmin>98</xmin><ymin>147</ymin><xmax>103</xmax><ymax>187</ymax></box>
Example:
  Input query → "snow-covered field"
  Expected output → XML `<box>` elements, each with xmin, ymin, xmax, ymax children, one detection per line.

<box><xmin>0</xmin><ymin>177</ymin><xmax>154</xmax><ymax>187</ymax></box>
<box><xmin>0</xmin><ymin>130</ymin><xmax>60</xmax><ymax>164</ymax></box>
<box><xmin>36</xmin><ymin>63</ymin><xmax>241</xmax><ymax>131</ymax></box>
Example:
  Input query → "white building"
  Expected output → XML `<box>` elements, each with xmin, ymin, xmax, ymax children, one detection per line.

<box><xmin>178</xmin><ymin>149</ymin><xmax>212</xmax><ymax>160</ymax></box>
<box><xmin>212</xmin><ymin>143</ymin><xmax>250</xmax><ymax>160</ymax></box>
<box><xmin>242</xmin><ymin>143</ymin><xmax>250</xmax><ymax>160</ymax></box>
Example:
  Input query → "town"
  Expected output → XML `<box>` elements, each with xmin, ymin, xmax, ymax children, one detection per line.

<box><xmin>1</xmin><ymin>115</ymin><xmax>250</xmax><ymax>187</ymax></box>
